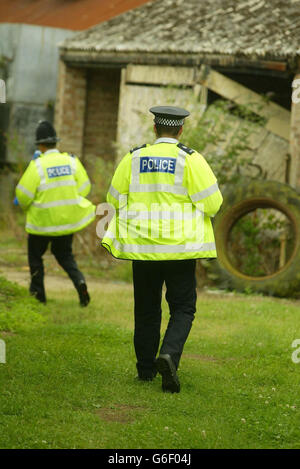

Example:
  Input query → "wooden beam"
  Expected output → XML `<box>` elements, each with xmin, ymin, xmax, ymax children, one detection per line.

<box><xmin>125</xmin><ymin>64</ymin><xmax>195</xmax><ymax>86</ymax></box>
<box><xmin>198</xmin><ymin>65</ymin><xmax>290</xmax><ymax>141</ymax></box>
<box><xmin>61</xmin><ymin>50</ymin><xmax>288</xmax><ymax>72</ymax></box>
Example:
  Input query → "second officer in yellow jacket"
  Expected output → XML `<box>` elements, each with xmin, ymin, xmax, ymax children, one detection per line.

<box><xmin>16</xmin><ymin>121</ymin><xmax>95</xmax><ymax>306</ymax></box>
<box><xmin>102</xmin><ymin>106</ymin><xmax>223</xmax><ymax>393</ymax></box>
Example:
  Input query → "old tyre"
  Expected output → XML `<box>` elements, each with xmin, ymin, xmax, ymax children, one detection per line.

<box><xmin>204</xmin><ymin>178</ymin><xmax>300</xmax><ymax>298</ymax></box>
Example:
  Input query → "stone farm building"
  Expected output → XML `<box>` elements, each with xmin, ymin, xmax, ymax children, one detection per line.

<box><xmin>55</xmin><ymin>0</ymin><xmax>300</xmax><ymax>191</ymax></box>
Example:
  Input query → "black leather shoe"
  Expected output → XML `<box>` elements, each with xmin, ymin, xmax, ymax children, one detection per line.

<box><xmin>77</xmin><ymin>282</ymin><xmax>90</xmax><ymax>307</ymax></box>
<box><xmin>30</xmin><ymin>291</ymin><xmax>46</xmax><ymax>304</ymax></box>
<box><xmin>157</xmin><ymin>354</ymin><xmax>180</xmax><ymax>393</ymax></box>
<box><xmin>136</xmin><ymin>370</ymin><xmax>157</xmax><ymax>382</ymax></box>
<box><xmin>136</xmin><ymin>375</ymin><xmax>154</xmax><ymax>382</ymax></box>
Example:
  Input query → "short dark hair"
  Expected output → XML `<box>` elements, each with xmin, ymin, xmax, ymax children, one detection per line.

<box><xmin>155</xmin><ymin>124</ymin><xmax>182</xmax><ymax>138</ymax></box>
<box><xmin>41</xmin><ymin>142</ymin><xmax>57</xmax><ymax>149</ymax></box>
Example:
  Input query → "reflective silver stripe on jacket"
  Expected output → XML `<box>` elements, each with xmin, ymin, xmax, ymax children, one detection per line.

<box><xmin>112</xmin><ymin>240</ymin><xmax>216</xmax><ymax>254</ymax></box>
<box><xmin>32</xmin><ymin>198</ymin><xmax>82</xmax><ymax>209</ymax></box>
<box><xmin>103</xmin><ymin>231</ymin><xmax>115</xmax><ymax>239</ymax></box>
<box><xmin>126</xmin><ymin>210</ymin><xmax>199</xmax><ymax>220</ymax></box>
<box><xmin>108</xmin><ymin>184</ymin><xmax>121</xmax><ymax>200</ymax></box>
<box><xmin>37</xmin><ymin>180</ymin><xmax>77</xmax><ymax>192</ymax></box>
<box><xmin>129</xmin><ymin>147</ymin><xmax>187</xmax><ymax>194</ymax></box>
<box><xmin>78</xmin><ymin>180</ymin><xmax>90</xmax><ymax>193</ymax></box>
<box><xmin>190</xmin><ymin>182</ymin><xmax>219</xmax><ymax>203</ymax></box>
<box><xmin>70</xmin><ymin>155</ymin><xmax>77</xmax><ymax>175</ymax></box>
<box><xmin>34</xmin><ymin>157</ymin><xmax>46</xmax><ymax>185</ymax></box>
<box><xmin>174</xmin><ymin>149</ymin><xmax>186</xmax><ymax>186</ymax></box>
<box><xmin>131</xmin><ymin>149</ymin><xmax>142</xmax><ymax>186</ymax></box>
<box><xmin>129</xmin><ymin>183</ymin><xmax>188</xmax><ymax>195</ymax></box>
<box><xmin>16</xmin><ymin>184</ymin><xmax>34</xmax><ymax>199</ymax></box>
<box><xmin>26</xmin><ymin>212</ymin><xmax>95</xmax><ymax>233</ymax></box>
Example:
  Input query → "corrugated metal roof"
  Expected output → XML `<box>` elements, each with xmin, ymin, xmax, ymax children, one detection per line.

<box><xmin>0</xmin><ymin>0</ymin><xmax>151</xmax><ymax>31</ymax></box>
<box><xmin>61</xmin><ymin>0</ymin><xmax>300</xmax><ymax>58</ymax></box>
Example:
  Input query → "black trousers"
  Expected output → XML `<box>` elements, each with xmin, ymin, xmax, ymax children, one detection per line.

<box><xmin>132</xmin><ymin>259</ymin><xmax>197</xmax><ymax>375</ymax></box>
<box><xmin>28</xmin><ymin>233</ymin><xmax>85</xmax><ymax>303</ymax></box>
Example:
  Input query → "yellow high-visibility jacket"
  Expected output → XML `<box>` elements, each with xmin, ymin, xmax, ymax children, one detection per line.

<box><xmin>101</xmin><ymin>138</ymin><xmax>223</xmax><ymax>260</ymax></box>
<box><xmin>16</xmin><ymin>149</ymin><xmax>95</xmax><ymax>236</ymax></box>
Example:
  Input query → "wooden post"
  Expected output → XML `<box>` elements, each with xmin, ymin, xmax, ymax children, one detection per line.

<box><xmin>290</xmin><ymin>70</ymin><xmax>300</xmax><ymax>190</ymax></box>
<box><xmin>279</xmin><ymin>233</ymin><xmax>287</xmax><ymax>269</ymax></box>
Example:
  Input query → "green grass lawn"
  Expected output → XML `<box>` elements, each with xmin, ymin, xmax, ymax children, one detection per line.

<box><xmin>1</xmin><ymin>274</ymin><xmax>300</xmax><ymax>449</ymax></box>
<box><xmin>0</xmin><ymin>229</ymin><xmax>133</xmax><ymax>283</ymax></box>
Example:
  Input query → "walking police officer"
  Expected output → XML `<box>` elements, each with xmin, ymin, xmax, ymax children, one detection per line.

<box><xmin>16</xmin><ymin>121</ymin><xmax>95</xmax><ymax>306</ymax></box>
<box><xmin>102</xmin><ymin>106</ymin><xmax>223</xmax><ymax>392</ymax></box>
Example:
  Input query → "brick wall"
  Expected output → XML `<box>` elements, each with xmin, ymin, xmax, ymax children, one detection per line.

<box><xmin>55</xmin><ymin>63</ymin><xmax>120</xmax><ymax>162</ymax></box>
<box><xmin>83</xmin><ymin>68</ymin><xmax>121</xmax><ymax>161</ymax></box>
<box><xmin>55</xmin><ymin>60</ymin><xmax>87</xmax><ymax>158</ymax></box>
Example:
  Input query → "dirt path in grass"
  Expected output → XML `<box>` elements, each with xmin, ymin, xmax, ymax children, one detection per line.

<box><xmin>0</xmin><ymin>266</ymin><xmax>131</xmax><ymax>292</ymax></box>
<box><xmin>2</xmin><ymin>255</ymin><xmax>300</xmax><ymax>307</ymax></box>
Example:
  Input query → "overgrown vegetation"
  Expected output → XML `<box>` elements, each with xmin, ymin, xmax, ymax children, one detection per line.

<box><xmin>182</xmin><ymin>99</ymin><xmax>293</xmax><ymax>279</ymax></box>
<box><xmin>228</xmin><ymin>208</ymin><xmax>295</xmax><ymax>277</ymax></box>
<box><xmin>183</xmin><ymin>99</ymin><xmax>264</xmax><ymax>186</ymax></box>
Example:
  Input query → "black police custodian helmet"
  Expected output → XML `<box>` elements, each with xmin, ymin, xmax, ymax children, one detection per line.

<box><xmin>35</xmin><ymin>120</ymin><xmax>59</xmax><ymax>144</ymax></box>
<box><xmin>149</xmin><ymin>106</ymin><xmax>190</xmax><ymax>127</ymax></box>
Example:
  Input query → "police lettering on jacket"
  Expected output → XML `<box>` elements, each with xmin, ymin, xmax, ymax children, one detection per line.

<box><xmin>140</xmin><ymin>157</ymin><xmax>176</xmax><ymax>174</ymax></box>
<box><xmin>47</xmin><ymin>165</ymin><xmax>72</xmax><ymax>178</ymax></box>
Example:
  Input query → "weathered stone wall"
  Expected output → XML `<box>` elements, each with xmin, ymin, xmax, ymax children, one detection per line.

<box><xmin>54</xmin><ymin>61</ymin><xmax>294</xmax><ymax>188</ymax></box>
<box><xmin>55</xmin><ymin>61</ymin><xmax>87</xmax><ymax>158</ymax></box>
<box><xmin>55</xmin><ymin>64</ymin><xmax>120</xmax><ymax>161</ymax></box>
<box><xmin>83</xmin><ymin>68</ymin><xmax>121</xmax><ymax>161</ymax></box>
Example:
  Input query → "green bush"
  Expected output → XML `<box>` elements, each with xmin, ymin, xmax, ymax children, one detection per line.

<box><xmin>182</xmin><ymin>99</ymin><xmax>262</xmax><ymax>186</ymax></box>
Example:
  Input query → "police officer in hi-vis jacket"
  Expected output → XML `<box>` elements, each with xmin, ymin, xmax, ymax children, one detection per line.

<box><xmin>16</xmin><ymin>121</ymin><xmax>95</xmax><ymax>306</ymax></box>
<box><xmin>102</xmin><ymin>106</ymin><xmax>223</xmax><ymax>393</ymax></box>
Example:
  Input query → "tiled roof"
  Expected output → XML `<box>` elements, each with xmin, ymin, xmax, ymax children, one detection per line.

<box><xmin>61</xmin><ymin>0</ymin><xmax>300</xmax><ymax>58</ymax></box>
<box><xmin>0</xmin><ymin>0</ymin><xmax>151</xmax><ymax>31</ymax></box>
